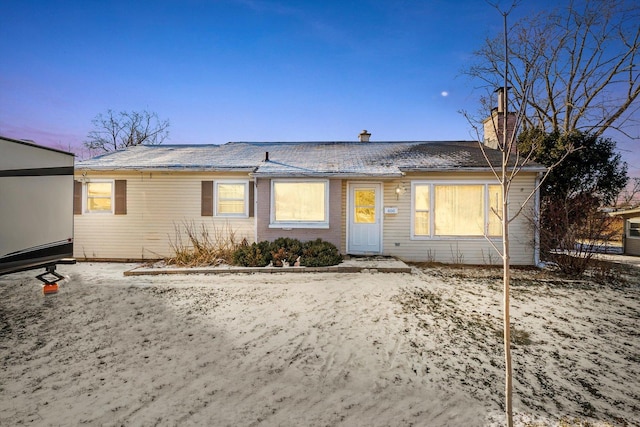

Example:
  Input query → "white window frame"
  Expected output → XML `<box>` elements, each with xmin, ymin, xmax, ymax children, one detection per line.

<box><xmin>410</xmin><ymin>181</ymin><xmax>503</xmax><ymax>240</ymax></box>
<box><xmin>269</xmin><ymin>179</ymin><xmax>330</xmax><ymax>229</ymax></box>
<box><xmin>629</xmin><ymin>220</ymin><xmax>640</xmax><ymax>238</ymax></box>
<box><xmin>83</xmin><ymin>180</ymin><xmax>114</xmax><ymax>214</ymax></box>
<box><xmin>215</xmin><ymin>180</ymin><xmax>249</xmax><ymax>217</ymax></box>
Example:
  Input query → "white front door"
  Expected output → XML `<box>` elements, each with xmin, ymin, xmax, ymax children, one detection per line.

<box><xmin>348</xmin><ymin>183</ymin><xmax>382</xmax><ymax>254</ymax></box>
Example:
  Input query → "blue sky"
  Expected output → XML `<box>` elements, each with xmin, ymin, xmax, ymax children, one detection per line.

<box><xmin>1</xmin><ymin>0</ymin><xmax>638</xmax><ymax>175</ymax></box>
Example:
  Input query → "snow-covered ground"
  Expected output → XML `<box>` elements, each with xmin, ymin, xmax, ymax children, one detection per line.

<box><xmin>1</xmin><ymin>262</ymin><xmax>638</xmax><ymax>426</ymax></box>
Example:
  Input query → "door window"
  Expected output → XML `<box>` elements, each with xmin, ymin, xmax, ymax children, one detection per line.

<box><xmin>354</xmin><ymin>189</ymin><xmax>375</xmax><ymax>223</ymax></box>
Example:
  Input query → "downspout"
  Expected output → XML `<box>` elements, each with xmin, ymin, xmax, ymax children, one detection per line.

<box><xmin>534</xmin><ymin>172</ymin><xmax>542</xmax><ymax>267</ymax></box>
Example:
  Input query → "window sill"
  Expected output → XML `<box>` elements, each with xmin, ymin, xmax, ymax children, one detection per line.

<box><xmin>269</xmin><ymin>223</ymin><xmax>330</xmax><ymax>229</ymax></box>
<box><xmin>410</xmin><ymin>236</ymin><xmax>503</xmax><ymax>240</ymax></box>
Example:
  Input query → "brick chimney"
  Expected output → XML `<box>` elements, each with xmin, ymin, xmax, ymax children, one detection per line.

<box><xmin>358</xmin><ymin>129</ymin><xmax>371</xmax><ymax>142</ymax></box>
<box><xmin>483</xmin><ymin>87</ymin><xmax>516</xmax><ymax>150</ymax></box>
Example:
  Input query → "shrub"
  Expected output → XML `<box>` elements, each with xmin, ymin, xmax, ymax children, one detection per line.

<box><xmin>231</xmin><ymin>237</ymin><xmax>342</xmax><ymax>267</ymax></box>
<box><xmin>270</xmin><ymin>237</ymin><xmax>304</xmax><ymax>266</ymax></box>
<box><xmin>232</xmin><ymin>241</ymin><xmax>272</xmax><ymax>267</ymax></box>
<box><xmin>301</xmin><ymin>239</ymin><xmax>343</xmax><ymax>267</ymax></box>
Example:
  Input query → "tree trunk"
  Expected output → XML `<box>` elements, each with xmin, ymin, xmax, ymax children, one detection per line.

<box><xmin>502</xmin><ymin>11</ymin><xmax>513</xmax><ymax>426</ymax></box>
<box><xmin>503</xmin><ymin>181</ymin><xmax>513</xmax><ymax>427</ymax></box>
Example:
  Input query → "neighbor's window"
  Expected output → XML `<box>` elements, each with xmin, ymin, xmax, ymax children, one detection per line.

<box><xmin>412</xmin><ymin>182</ymin><xmax>503</xmax><ymax>238</ymax></box>
<box><xmin>630</xmin><ymin>221</ymin><xmax>640</xmax><ymax>238</ymax></box>
<box><xmin>272</xmin><ymin>181</ymin><xmax>328</xmax><ymax>226</ymax></box>
<box><xmin>216</xmin><ymin>182</ymin><xmax>247</xmax><ymax>216</ymax></box>
<box><xmin>414</xmin><ymin>184</ymin><xmax>430</xmax><ymax>236</ymax></box>
<box><xmin>85</xmin><ymin>181</ymin><xmax>113</xmax><ymax>213</ymax></box>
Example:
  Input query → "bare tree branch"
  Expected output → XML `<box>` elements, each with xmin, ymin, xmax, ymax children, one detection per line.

<box><xmin>465</xmin><ymin>0</ymin><xmax>640</xmax><ymax>139</ymax></box>
<box><xmin>84</xmin><ymin>110</ymin><xmax>170</xmax><ymax>153</ymax></box>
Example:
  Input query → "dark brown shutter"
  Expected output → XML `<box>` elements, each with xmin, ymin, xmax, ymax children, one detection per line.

<box><xmin>73</xmin><ymin>180</ymin><xmax>82</xmax><ymax>215</ymax></box>
<box><xmin>114</xmin><ymin>180</ymin><xmax>127</xmax><ymax>215</ymax></box>
<box><xmin>248</xmin><ymin>182</ymin><xmax>255</xmax><ymax>218</ymax></box>
<box><xmin>201</xmin><ymin>181</ymin><xmax>213</xmax><ymax>216</ymax></box>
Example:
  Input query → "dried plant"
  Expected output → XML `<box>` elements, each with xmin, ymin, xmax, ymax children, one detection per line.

<box><xmin>165</xmin><ymin>220</ymin><xmax>242</xmax><ymax>267</ymax></box>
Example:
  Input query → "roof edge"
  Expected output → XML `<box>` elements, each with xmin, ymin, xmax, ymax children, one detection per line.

<box><xmin>1</xmin><ymin>134</ymin><xmax>75</xmax><ymax>157</ymax></box>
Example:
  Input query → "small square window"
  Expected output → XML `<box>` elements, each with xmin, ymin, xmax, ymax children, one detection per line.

<box><xmin>216</xmin><ymin>182</ymin><xmax>248</xmax><ymax>216</ymax></box>
<box><xmin>85</xmin><ymin>181</ymin><xmax>113</xmax><ymax>213</ymax></box>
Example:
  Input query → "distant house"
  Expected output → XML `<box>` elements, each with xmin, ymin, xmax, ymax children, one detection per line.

<box><xmin>73</xmin><ymin>131</ymin><xmax>545</xmax><ymax>265</ymax></box>
<box><xmin>610</xmin><ymin>207</ymin><xmax>640</xmax><ymax>256</ymax></box>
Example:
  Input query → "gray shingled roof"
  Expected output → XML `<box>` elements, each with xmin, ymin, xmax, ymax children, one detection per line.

<box><xmin>76</xmin><ymin>141</ymin><xmax>545</xmax><ymax>177</ymax></box>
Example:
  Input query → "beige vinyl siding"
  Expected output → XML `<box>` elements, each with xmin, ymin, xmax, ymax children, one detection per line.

<box><xmin>380</xmin><ymin>172</ymin><xmax>539</xmax><ymax>265</ymax></box>
<box><xmin>74</xmin><ymin>171</ymin><xmax>255</xmax><ymax>260</ymax></box>
<box><xmin>627</xmin><ymin>237</ymin><xmax>640</xmax><ymax>256</ymax></box>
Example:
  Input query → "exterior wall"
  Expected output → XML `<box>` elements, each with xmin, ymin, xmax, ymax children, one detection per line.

<box><xmin>625</xmin><ymin>217</ymin><xmax>640</xmax><ymax>256</ymax></box>
<box><xmin>74</xmin><ymin>171</ymin><xmax>255</xmax><ymax>260</ymax></box>
<box><xmin>379</xmin><ymin>172</ymin><xmax>539</xmax><ymax>265</ymax></box>
<box><xmin>255</xmin><ymin>178</ymin><xmax>343</xmax><ymax>248</ymax></box>
<box><xmin>75</xmin><ymin>170</ymin><xmax>540</xmax><ymax>264</ymax></box>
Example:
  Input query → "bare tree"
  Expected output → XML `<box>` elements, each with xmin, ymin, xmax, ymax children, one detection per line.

<box><xmin>467</xmin><ymin>0</ymin><xmax>640</xmax><ymax>139</ymax></box>
<box><xmin>464</xmin><ymin>2</ymin><xmax>638</xmax><ymax>424</ymax></box>
<box><xmin>617</xmin><ymin>177</ymin><xmax>640</xmax><ymax>208</ymax></box>
<box><xmin>84</xmin><ymin>110</ymin><xmax>170</xmax><ymax>153</ymax></box>
<box><xmin>463</xmin><ymin>5</ymin><xmax>578</xmax><ymax>426</ymax></box>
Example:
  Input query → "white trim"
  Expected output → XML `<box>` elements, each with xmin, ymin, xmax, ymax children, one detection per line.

<box><xmin>628</xmin><ymin>218</ymin><xmax>640</xmax><ymax>239</ymax></box>
<box><xmin>346</xmin><ymin>181</ymin><xmax>383</xmax><ymax>255</ymax></box>
<box><xmin>214</xmin><ymin>180</ymin><xmax>249</xmax><ymax>218</ymax></box>
<box><xmin>269</xmin><ymin>179</ymin><xmax>329</xmax><ymax>229</ymax></box>
<box><xmin>534</xmin><ymin>173</ymin><xmax>542</xmax><ymax>266</ymax></box>
<box><xmin>253</xmin><ymin>180</ymin><xmax>258</xmax><ymax>244</ymax></box>
<box><xmin>83</xmin><ymin>179</ymin><xmax>114</xmax><ymax>214</ymax></box>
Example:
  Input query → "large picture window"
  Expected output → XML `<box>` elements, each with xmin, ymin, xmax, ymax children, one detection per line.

<box><xmin>216</xmin><ymin>182</ymin><xmax>247</xmax><ymax>216</ymax></box>
<box><xmin>412</xmin><ymin>182</ymin><xmax>503</xmax><ymax>238</ymax></box>
<box><xmin>271</xmin><ymin>180</ymin><xmax>328</xmax><ymax>227</ymax></box>
<box><xmin>435</xmin><ymin>185</ymin><xmax>484</xmax><ymax>236</ymax></box>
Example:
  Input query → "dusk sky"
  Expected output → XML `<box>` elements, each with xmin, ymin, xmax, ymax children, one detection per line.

<box><xmin>1</xmin><ymin>0</ymin><xmax>638</xmax><ymax>175</ymax></box>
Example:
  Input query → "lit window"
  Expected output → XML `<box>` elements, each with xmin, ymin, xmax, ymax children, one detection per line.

<box><xmin>435</xmin><ymin>185</ymin><xmax>484</xmax><ymax>236</ymax></box>
<box><xmin>487</xmin><ymin>185</ymin><xmax>503</xmax><ymax>236</ymax></box>
<box><xmin>216</xmin><ymin>182</ymin><xmax>247</xmax><ymax>216</ymax></box>
<box><xmin>272</xmin><ymin>181</ymin><xmax>328</xmax><ymax>226</ymax></box>
<box><xmin>86</xmin><ymin>182</ymin><xmax>113</xmax><ymax>213</ymax></box>
<box><xmin>412</xmin><ymin>182</ymin><xmax>503</xmax><ymax>238</ymax></box>
<box><xmin>414</xmin><ymin>185</ymin><xmax>430</xmax><ymax>236</ymax></box>
<box><xmin>354</xmin><ymin>189</ymin><xmax>375</xmax><ymax>223</ymax></box>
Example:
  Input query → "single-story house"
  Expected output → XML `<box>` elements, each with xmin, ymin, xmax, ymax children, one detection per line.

<box><xmin>74</xmin><ymin>131</ymin><xmax>545</xmax><ymax>265</ymax></box>
<box><xmin>610</xmin><ymin>207</ymin><xmax>640</xmax><ymax>256</ymax></box>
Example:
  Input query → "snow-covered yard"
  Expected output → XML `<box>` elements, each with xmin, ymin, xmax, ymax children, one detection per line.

<box><xmin>1</xmin><ymin>262</ymin><xmax>638</xmax><ymax>426</ymax></box>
